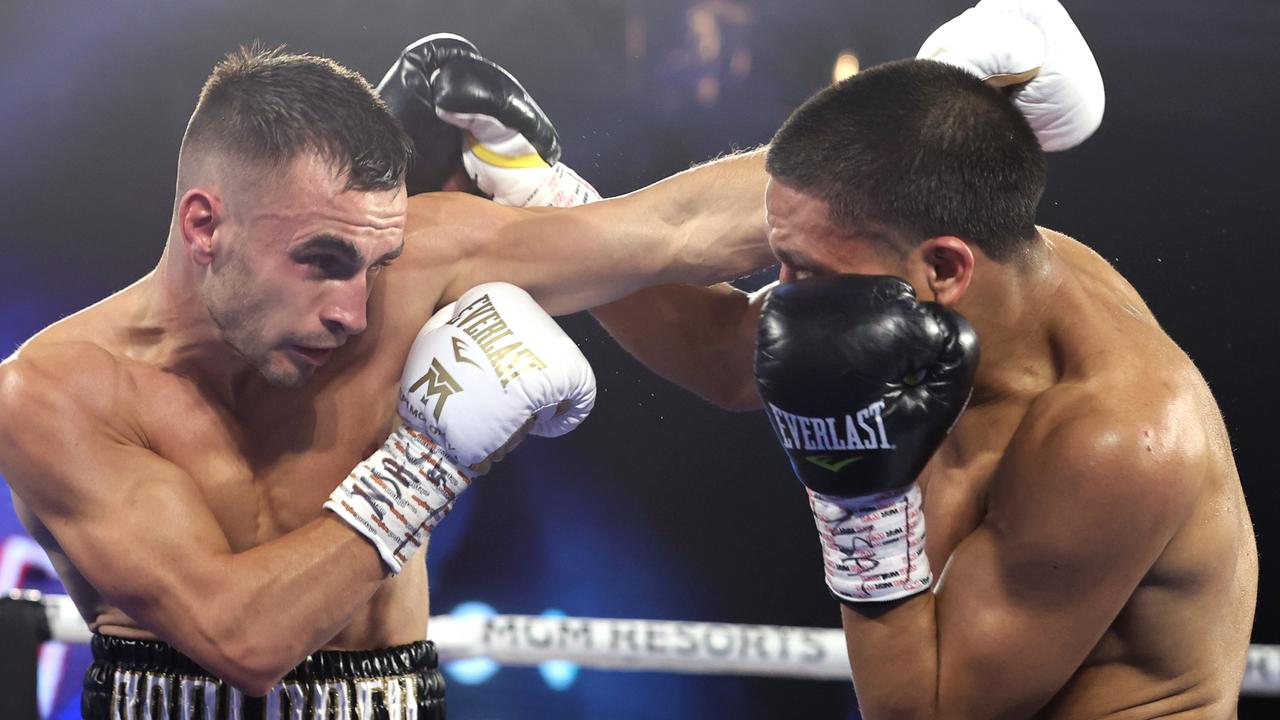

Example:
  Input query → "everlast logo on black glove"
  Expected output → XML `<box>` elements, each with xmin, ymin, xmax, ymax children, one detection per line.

<box><xmin>755</xmin><ymin>275</ymin><xmax>979</xmax><ymax>497</ymax></box>
<box><xmin>766</xmin><ymin>399</ymin><xmax>895</xmax><ymax>453</ymax></box>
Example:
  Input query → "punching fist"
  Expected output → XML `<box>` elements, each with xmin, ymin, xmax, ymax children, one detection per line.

<box><xmin>432</xmin><ymin>58</ymin><xmax>600</xmax><ymax>207</ymax></box>
<box><xmin>377</xmin><ymin>33</ymin><xmax>562</xmax><ymax>195</ymax></box>
<box><xmin>326</xmin><ymin>283</ymin><xmax>595</xmax><ymax>573</ymax></box>
<box><xmin>917</xmin><ymin>0</ymin><xmax>1104</xmax><ymax>151</ymax></box>
<box><xmin>755</xmin><ymin>275</ymin><xmax>978</xmax><ymax>601</ymax></box>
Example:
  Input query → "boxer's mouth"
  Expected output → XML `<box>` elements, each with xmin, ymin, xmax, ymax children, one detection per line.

<box><xmin>290</xmin><ymin>345</ymin><xmax>335</xmax><ymax>366</ymax></box>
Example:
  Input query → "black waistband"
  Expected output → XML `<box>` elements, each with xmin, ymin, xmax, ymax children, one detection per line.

<box><xmin>84</xmin><ymin>634</ymin><xmax>446</xmax><ymax>720</ymax></box>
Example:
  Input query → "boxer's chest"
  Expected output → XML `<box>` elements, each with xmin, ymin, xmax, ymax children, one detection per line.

<box><xmin>136</xmin><ymin>358</ymin><xmax>400</xmax><ymax>552</ymax></box>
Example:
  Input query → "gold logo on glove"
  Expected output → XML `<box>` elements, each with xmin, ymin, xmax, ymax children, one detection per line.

<box><xmin>452</xmin><ymin>293</ymin><xmax>548</xmax><ymax>388</ymax></box>
<box><xmin>408</xmin><ymin>358</ymin><xmax>464</xmax><ymax>421</ymax></box>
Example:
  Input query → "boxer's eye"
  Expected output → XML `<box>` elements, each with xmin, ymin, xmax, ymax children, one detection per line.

<box><xmin>303</xmin><ymin>255</ymin><xmax>356</xmax><ymax>280</ymax></box>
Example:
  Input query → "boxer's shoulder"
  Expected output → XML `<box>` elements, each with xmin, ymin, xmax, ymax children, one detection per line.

<box><xmin>0</xmin><ymin>339</ymin><xmax>146</xmax><ymax>485</ymax></box>
<box><xmin>405</xmin><ymin>190</ymin><xmax>517</xmax><ymax>236</ymax></box>
<box><xmin>994</xmin><ymin>377</ymin><xmax>1202</xmax><ymax>520</ymax></box>
<box><xmin>2</xmin><ymin>335</ymin><xmax>139</xmax><ymax>414</ymax></box>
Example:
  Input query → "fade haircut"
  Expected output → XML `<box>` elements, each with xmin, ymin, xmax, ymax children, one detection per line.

<box><xmin>765</xmin><ymin>59</ymin><xmax>1047</xmax><ymax>262</ymax></box>
<box><xmin>181</xmin><ymin>44</ymin><xmax>412</xmax><ymax>192</ymax></box>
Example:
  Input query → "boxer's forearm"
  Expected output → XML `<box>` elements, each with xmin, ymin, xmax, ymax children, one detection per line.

<box><xmin>840</xmin><ymin>597</ymin><xmax>942</xmax><ymax>720</ymax></box>
<box><xmin>638</xmin><ymin>148</ymin><xmax>773</xmax><ymax>286</ymax></box>
<box><xmin>591</xmin><ymin>283</ymin><xmax>764</xmax><ymax>410</ymax></box>
<box><xmin>449</xmin><ymin>149</ymin><xmax>772</xmax><ymax>315</ymax></box>
<box><xmin>186</xmin><ymin>515</ymin><xmax>386</xmax><ymax>695</ymax></box>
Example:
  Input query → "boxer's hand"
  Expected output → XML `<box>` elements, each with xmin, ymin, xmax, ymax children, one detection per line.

<box><xmin>755</xmin><ymin>275</ymin><xmax>978</xmax><ymax>601</ymax></box>
<box><xmin>917</xmin><ymin>0</ymin><xmax>1104</xmax><ymax>151</ymax></box>
<box><xmin>398</xmin><ymin>282</ymin><xmax>596</xmax><ymax>466</ymax></box>
<box><xmin>377</xmin><ymin>34</ymin><xmax>491</xmax><ymax>195</ymax></box>
<box><xmin>431</xmin><ymin>57</ymin><xmax>600</xmax><ymax>207</ymax></box>
<box><xmin>326</xmin><ymin>282</ymin><xmax>595</xmax><ymax>573</ymax></box>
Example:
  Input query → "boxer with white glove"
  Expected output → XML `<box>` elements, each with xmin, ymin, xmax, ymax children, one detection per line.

<box><xmin>326</xmin><ymin>283</ymin><xmax>596</xmax><ymax>573</ymax></box>
<box><xmin>917</xmin><ymin>0</ymin><xmax>1104</xmax><ymax>151</ymax></box>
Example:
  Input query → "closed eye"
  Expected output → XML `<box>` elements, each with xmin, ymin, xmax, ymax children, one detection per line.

<box><xmin>302</xmin><ymin>255</ymin><xmax>358</xmax><ymax>280</ymax></box>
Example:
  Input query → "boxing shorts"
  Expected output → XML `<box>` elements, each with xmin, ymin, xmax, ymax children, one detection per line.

<box><xmin>82</xmin><ymin>634</ymin><xmax>446</xmax><ymax>720</ymax></box>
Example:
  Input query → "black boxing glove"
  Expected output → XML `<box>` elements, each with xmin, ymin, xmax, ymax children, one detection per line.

<box><xmin>432</xmin><ymin>56</ymin><xmax>598</xmax><ymax>207</ymax></box>
<box><xmin>755</xmin><ymin>275</ymin><xmax>978</xmax><ymax>602</ymax></box>
<box><xmin>376</xmin><ymin>33</ymin><xmax>561</xmax><ymax>196</ymax></box>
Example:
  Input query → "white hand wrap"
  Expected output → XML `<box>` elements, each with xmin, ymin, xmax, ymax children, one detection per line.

<box><xmin>808</xmin><ymin>484</ymin><xmax>932</xmax><ymax>603</ymax></box>
<box><xmin>324</xmin><ymin>426</ymin><xmax>470</xmax><ymax>573</ymax></box>
<box><xmin>438</xmin><ymin>110</ymin><xmax>601</xmax><ymax>207</ymax></box>
<box><xmin>917</xmin><ymin>0</ymin><xmax>1104</xmax><ymax>151</ymax></box>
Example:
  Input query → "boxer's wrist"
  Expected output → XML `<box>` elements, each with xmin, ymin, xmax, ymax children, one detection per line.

<box><xmin>809</xmin><ymin>484</ymin><xmax>932</xmax><ymax>603</ymax></box>
<box><xmin>324</xmin><ymin>426</ymin><xmax>472</xmax><ymax>574</ymax></box>
<box><xmin>460</xmin><ymin>131</ymin><xmax>601</xmax><ymax>208</ymax></box>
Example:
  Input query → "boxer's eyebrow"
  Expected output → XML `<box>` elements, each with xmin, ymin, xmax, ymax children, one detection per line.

<box><xmin>376</xmin><ymin>242</ymin><xmax>405</xmax><ymax>265</ymax></box>
<box><xmin>775</xmin><ymin>248</ymin><xmax>827</xmax><ymax>273</ymax></box>
<box><xmin>293</xmin><ymin>234</ymin><xmax>364</xmax><ymax>266</ymax></box>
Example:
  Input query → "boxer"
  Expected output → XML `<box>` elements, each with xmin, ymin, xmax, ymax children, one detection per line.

<box><xmin>0</xmin><ymin>41</ymin><xmax>772</xmax><ymax>718</ymax></box>
<box><xmin>592</xmin><ymin>2</ymin><xmax>1257</xmax><ymax>717</ymax></box>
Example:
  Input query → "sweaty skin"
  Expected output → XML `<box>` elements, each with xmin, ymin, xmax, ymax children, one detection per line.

<box><xmin>0</xmin><ymin>150</ymin><xmax>770</xmax><ymax>695</ymax></box>
<box><xmin>593</xmin><ymin>181</ymin><xmax>1257</xmax><ymax>718</ymax></box>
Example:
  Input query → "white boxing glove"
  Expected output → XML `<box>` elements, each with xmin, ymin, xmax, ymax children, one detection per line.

<box><xmin>326</xmin><ymin>283</ymin><xmax>595</xmax><ymax>573</ymax></box>
<box><xmin>917</xmin><ymin>0</ymin><xmax>1104</xmax><ymax>151</ymax></box>
<box><xmin>399</xmin><ymin>282</ymin><xmax>597</xmax><ymax>463</ymax></box>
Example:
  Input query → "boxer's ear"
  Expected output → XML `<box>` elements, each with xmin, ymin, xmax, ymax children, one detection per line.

<box><xmin>177</xmin><ymin>188</ymin><xmax>222</xmax><ymax>266</ymax></box>
<box><xmin>917</xmin><ymin>236</ymin><xmax>974</xmax><ymax>306</ymax></box>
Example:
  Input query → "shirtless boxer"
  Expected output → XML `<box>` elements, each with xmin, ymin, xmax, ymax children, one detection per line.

<box><xmin>592</xmin><ymin>2</ymin><xmax>1258</xmax><ymax>717</ymax></box>
<box><xmin>0</xmin><ymin>41</ymin><xmax>772</xmax><ymax>718</ymax></box>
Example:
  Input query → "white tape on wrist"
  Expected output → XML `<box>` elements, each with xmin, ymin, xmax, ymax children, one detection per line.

<box><xmin>808</xmin><ymin>484</ymin><xmax>932</xmax><ymax>602</ymax></box>
<box><xmin>325</xmin><ymin>426</ymin><xmax>472</xmax><ymax>574</ymax></box>
<box><xmin>522</xmin><ymin>162</ymin><xmax>602</xmax><ymax>208</ymax></box>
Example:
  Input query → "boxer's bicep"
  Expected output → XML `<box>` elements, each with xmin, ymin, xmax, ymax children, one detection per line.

<box><xmin>440</xmin><ymin>198</ymin><xmax>675</xmax><ymax>314</ymax></box>
<box><xmin>931</xmin><ymin>419</ymin><xmax>1190</xmax><ymax>718</ymax></box>
<box><xmin>0</xmin><ymin>363</ymin><xmax>234</xmax><ymax>638</ymax></box>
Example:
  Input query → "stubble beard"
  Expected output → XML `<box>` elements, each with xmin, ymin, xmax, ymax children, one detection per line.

<box><xmin>204</xmin><ymin>260</ymin><xmax>310</xmax><ymax>390</ymax></box>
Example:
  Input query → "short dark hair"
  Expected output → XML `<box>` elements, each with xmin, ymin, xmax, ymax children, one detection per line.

<box><xmin>765</xmin><ymin>59</ymin><xmax>1047</xmax><ymax>262</ymax></box>
<box><xmin>183</xmin><ymin>45</ymin><xmax>412</xmax><ymax>192</ymax></box>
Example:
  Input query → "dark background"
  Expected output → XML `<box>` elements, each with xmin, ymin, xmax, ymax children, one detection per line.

<box><xmin>1</xmin><ymin>1</ymin><xmax>1277</xmax><ymax>718</ymax></box>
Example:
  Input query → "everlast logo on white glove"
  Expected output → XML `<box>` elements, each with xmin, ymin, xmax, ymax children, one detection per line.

<box><xmin>331</xmin><ymin>282</ymin><xmax>595</xmax><ymax>575</ymax></box>
<box><xmin>766</xmin><ymin>400</ymin><xmax>895</xmax><ymax>454</ymax></box>
<box><xmin>447</xmin><ymin>292</ymin><xmax>548</xmax><ymax>387</ymax></box>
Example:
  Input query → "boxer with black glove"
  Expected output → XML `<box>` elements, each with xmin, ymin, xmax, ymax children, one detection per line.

<box><xmin>756</xmin><ymin>275</ymin><xmax>978</xmax><ymax>602</ymax></box>
<box><xmin>378</xmin><ymin>33</ymin><xmax>598</xmax><ymax>207</ymax></box>
<box><xmin>377</xmin><ymin>33</ymin><xmax>561</xmax><ymax>196</ymax></box>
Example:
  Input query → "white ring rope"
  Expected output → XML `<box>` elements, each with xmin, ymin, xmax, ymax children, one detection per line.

<box><xmin>24</xmin><ymin>592</ymin><xmax>1280</xmax><ymax>697</ymax></box>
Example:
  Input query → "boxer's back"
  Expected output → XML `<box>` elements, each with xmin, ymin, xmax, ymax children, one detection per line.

<box><xmin>938</xmin><ymin>231</ymin><xmax>1257</xmax><ymax>717</ymax></box>
<box><xmin>1048</xmin><ymin>233</ymin><xmax>1255</xmax><ymax>717</ymax></box>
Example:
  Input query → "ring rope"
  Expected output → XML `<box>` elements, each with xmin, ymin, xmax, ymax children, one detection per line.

<box><xmin>20</xmin><ymin>591</ymin><xmax>1280</xmax><ymax>697</ymax></box>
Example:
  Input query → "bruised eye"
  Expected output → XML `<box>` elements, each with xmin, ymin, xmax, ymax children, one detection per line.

<box><xmin>302</xmin><ymin>255</ymin><xmax>356</xmax><ymax>279</ymax></box>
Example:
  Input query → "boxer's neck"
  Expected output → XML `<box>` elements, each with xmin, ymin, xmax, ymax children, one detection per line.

<box><xmin>953</xmin><ymin>231</ymin><xmax>1066</xmax><ymax>407</ymax></box>
<box><xmin>141</xmin><ymin>240</ymin><xmax>255</xmax><ymax>404</ymax></box>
